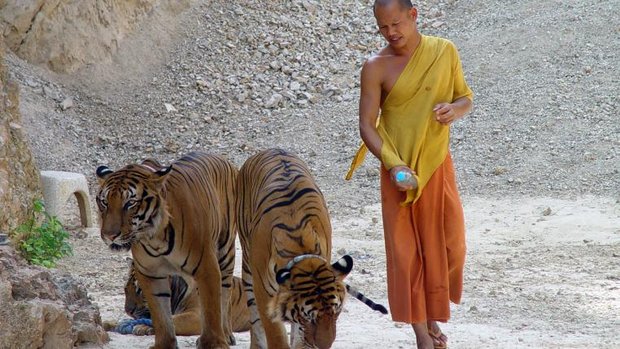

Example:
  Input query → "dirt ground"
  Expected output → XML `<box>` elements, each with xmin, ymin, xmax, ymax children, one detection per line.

<box><xmin>60</xmin><ymin>195</ymin><xmax>619</xmax><ymax>349</ymax></box>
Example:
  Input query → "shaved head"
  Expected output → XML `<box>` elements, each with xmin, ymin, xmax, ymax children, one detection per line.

<box><xmin>373</xmin><ymin>0</ymin><xmax>413</xmax><ymax>12</ymax></box>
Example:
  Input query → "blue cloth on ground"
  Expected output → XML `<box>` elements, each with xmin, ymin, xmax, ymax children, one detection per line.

<box><xmin>114</xmin><ymin>318</ymin><xmax>153</xmax><ymax>334</ymax></box>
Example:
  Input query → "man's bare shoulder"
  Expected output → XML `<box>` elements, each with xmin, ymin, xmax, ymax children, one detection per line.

<box><xmin>362</xmin><ymin>47</ymin><xmax>395</xmax><ymax>71</ymax></box>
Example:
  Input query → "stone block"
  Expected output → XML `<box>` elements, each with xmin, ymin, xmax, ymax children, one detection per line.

<box><xmin>40</xmin><ymin>171</ymin><xmax>94</xmax><ymax>228</ymax></box>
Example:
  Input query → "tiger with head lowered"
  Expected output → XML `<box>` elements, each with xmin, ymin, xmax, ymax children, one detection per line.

<box><xmin>236</xmin><ymin>148</ymin><xmax>387</xmax><ymax>349</ymax></box>
<box><xmin>122</xmin><ymin>260</ymin><xmax>250</xmax><ymax>336</ymax></box>
<box><xmin>96</xmin><ymin>152</ymin><xmax>237</xmax><ymax>349</ymax></box>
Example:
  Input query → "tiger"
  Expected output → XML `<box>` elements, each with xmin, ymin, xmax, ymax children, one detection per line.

<box><xmin>96</xmin><ymin>152</ymin><xmax>237</xmax><ymax>349</ymax></box>
<box><xmin>123</xmin><ymin>260</ymin><xmax>251</xmax><ymax>336</ymax></box>
<box><xmin>236</xmin><ymin>148</ymin><xmax>388</xmax><ymax>349</ymax></box>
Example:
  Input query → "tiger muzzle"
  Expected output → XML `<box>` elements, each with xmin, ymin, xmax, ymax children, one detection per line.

<box><xmin>100</xmin><ymin>228</ymin><xmax>121</xmax><ymax>244</ymax></box>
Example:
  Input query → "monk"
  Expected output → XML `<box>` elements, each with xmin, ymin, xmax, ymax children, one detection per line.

<box><xmin>345</xmin><ymin>1</ymin><xmax>473</xmax><ymax>348</ymax></box>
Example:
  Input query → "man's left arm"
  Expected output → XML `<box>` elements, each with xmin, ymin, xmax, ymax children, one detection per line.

<box><xmin>434</xmin><ymin>42</ymin><xmax>473</xmax><ymax>124</ymax></box>
<box><xmin>433</xmin><ymin>96</ymin><xmax>472</xmax><ymax>124</ymax></box>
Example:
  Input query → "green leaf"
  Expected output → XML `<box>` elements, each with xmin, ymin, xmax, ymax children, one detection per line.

<box><xmin>15</xmin><ymin>199</ymin><xmax>73</xmax><ymax>269</ymax></box>
<box><xmin>33</xmin><ymin>200</ymin><xmax>45</xmax><ymax>213</ymax></box>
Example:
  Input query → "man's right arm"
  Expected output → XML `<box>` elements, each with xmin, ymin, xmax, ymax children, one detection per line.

<box><xmin>358</xmin><ymin>58</ymin><xmax>415</xmax><ymax>190</ymax></box>
<box><xmin>358</xmin><ymin>59</ymin><xmax>383</xmax><ymax>160</ymax></box>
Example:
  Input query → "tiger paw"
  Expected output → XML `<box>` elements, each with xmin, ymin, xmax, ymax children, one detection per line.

<box><xmin>133</xmin><ymin>323</ymin><xmax>155</xmax><ymax>336</ymax></box>
<box><xmin>196</xmin><ymin>335</ymin><xmax>230</xmax><ymax>349</ymax></box>
<box><xmin>114</xmin><ymin>318</ymin><xmax>153</xmax><ymax>335</ymax></box>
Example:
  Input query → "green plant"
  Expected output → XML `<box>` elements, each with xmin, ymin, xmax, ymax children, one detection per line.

<box><xmin>14</xmin><ymin>199</ymin><xmax>72</xmax><ymax>268</ymax></box>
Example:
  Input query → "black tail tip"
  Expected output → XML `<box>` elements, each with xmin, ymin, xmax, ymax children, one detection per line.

<box><xmin>374</xmin><ymin>304</ymin><xmax>389</xmax><ymax>315</ymax></box>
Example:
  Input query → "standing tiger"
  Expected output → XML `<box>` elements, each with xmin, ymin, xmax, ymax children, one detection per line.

<box><xmin>96</xmin><ymin>152</ymin><xmax>237</xmax><ymax>349</ymax></box>
<box><xmin>236</xmin><ymin>148</ymin><xmax>387</xmax><ymax>349</ymax></box>
<box><xmin>122</xmin><ymin>260</ymin><xmax>251</xmax><ymax>336</ymax></box>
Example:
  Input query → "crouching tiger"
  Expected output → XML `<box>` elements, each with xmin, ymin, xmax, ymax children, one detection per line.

<box><xmin>96</xmin><ymin>152</ymin><xmax>237</xmax><ymax>349</ymax></box>
<box><xmin>117</xmin><ymin>260</ymin><xmax>250</xmax><ymax>336</ymax></box>
<box><xmin>236</xmin><ymin>148</ymin><xmax>387</xmax><ymax>349</ymax></box>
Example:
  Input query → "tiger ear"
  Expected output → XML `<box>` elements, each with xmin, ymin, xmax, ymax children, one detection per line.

<box><xmin>96</xmin><ymin>166</ymin><xmax>114</xmax><ymax>185</ymax></box>
<box><xmin>276</xmin><ymin>268</ymin><xmax>291</xmax><ymax>285</ymax></box>
<box><xmin>331</xmin><ymin>255</ymin><xmax>353</xmax><ymax>281</ymax></box>
<box><xmin>150</xmin><ymin>165</ymin><xmax>172</xmax><ymax>188</ymax></box>
<box><xmin>155</xmin><ymin>165</ymin><xmax>172</xmax><ymax>177</ymax></box>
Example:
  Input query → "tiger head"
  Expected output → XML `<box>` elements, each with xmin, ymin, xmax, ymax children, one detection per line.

<box><xmin>272</xmin><ymin>254</ymin><xmax>353</xmax><ymax>349</ymax></box>
<box><xmin>95</xmin><ymin>162</ymin><xmax>172</xmax><ymax>251</ymax></box>
<box><xmin>124</xmin><ymin>260</ymin><xmax>151</xmax><ymax>319</ymax></box>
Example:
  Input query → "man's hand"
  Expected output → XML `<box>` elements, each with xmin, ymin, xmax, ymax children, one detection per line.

<box><xmin>433</xmin><ymin>102</ymin><xmax>458</xmax><ymax>124</ymax></box>
<box><xmin>433</xmin><ymin>97</ymin><xmax>472</xmax><ymax>124</ymax></box>
<box><xmin>389</xmin><ymin>166</ymin><xmax>416</xmax><ymax>191</ymax></box>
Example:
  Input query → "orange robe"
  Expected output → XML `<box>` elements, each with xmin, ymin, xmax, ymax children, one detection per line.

<box><xmin>381</xmin><ymin>153</ymin><xmax>465</xmax><ymax>323</ymax></box>
<box><xmin>346</xmin><ymin>36</ymin><xmax>472</xmax><ymax>323</ymax></box>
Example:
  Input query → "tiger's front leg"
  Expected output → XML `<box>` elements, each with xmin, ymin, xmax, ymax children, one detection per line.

<box><xmin>250</xmin><ymin>263</ymin><xmax>289</xmax><ymax>349</ymax></box>
<box><xmin>194</xmin><ymin>250</ymin><xmax>229</xmax><ymax>349</ymax></box>
<box><xmin>134</xmin><ymin>269</ymin><xmax>177</xmax><ymax>349</ymax></box>
<box><xmin>242</xmin><ymin>261</ymin><xmax>267</xmax><ymax>349</ymax></box>
<box><xmin>218</xmin><ymin>238</ymin><xmax>236</xmax><ymax>345</ymax></box>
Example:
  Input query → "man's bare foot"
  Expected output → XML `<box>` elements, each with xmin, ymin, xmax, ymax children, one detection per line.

<box><xmin>427</xmin><ymin>320</ymin><xmax>448</xmax><ymax>347</ymax></box>
<box><xmin>411</xmin><ymin>323</ymin><xmax>435</xmax><ymax>349</ymax></box>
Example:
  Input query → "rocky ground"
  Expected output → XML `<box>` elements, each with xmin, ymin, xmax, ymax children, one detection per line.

<box><xmin>5</xmin><ymin>0</ymin><xmax>619</xmax><ymax>348</ymax></box>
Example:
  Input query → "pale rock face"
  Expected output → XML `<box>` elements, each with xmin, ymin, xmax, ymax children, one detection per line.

<box><xmin>0</xmin><ymin>39</ymin><xmax>40</xmax><ymax>234</ymax></box>
<box><xmin>0</xmin><ymin>0</ymin><xmax>189</xmax><ymax>73</ymax></box>
<box><xmin>0</xmin><ymin>43</ymin><xmax>108</xmax><ymax>348</ymax></box>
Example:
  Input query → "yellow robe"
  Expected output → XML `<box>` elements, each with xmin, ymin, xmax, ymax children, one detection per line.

<box><xmin>346</xmin><ymin>35</ymin><xmax>473</xmax><ymax>205</ymax></box>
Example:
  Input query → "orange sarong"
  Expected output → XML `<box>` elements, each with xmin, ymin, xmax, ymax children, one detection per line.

<box><xmin>380</xmin><ymin>152</ymin><xmax>465</xmax><ymax>323</ymax></box>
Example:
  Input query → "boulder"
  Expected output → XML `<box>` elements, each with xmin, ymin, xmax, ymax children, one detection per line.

<box><xmin>0</xmin><ymin>246</ymin><xmax>109</xmax><ymax>348</ymax></box>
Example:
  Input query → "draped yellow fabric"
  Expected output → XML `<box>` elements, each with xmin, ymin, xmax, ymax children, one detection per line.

<box><xmin>346</xmin><ymin>35</ymin><xmax>473</xmax><ymax>205</ymax></box>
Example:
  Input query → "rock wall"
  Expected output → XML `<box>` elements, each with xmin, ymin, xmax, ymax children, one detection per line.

<box><xmin>0</xmin><ymin>39</ymin><xmax>41</xmax><ymax>234</ymax></box>
<box><xmin>0</xmin><ymin>0</ymin><xmax>189</xmax><ymax>73</ymax></box>
<box><xmin>0</xmin><ymin>246</ymin><xmax>109</xmax><ymax>348</ymax></box>
<box><xmin>0</xmin><ymin>19</ymin><xmax>109</xmax><ymax>349</ymax></box>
